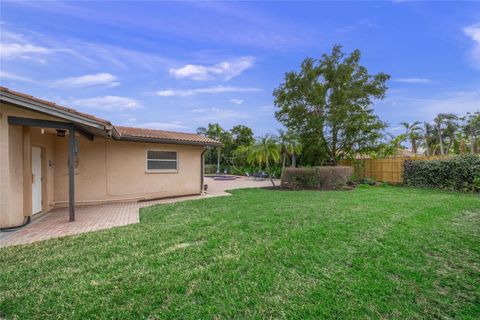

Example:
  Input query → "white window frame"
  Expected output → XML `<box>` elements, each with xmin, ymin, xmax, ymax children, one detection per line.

<box><xmin>145</xmin><ymin>150</ymin><xmax>179</xmax><ymax>173</ymax></box>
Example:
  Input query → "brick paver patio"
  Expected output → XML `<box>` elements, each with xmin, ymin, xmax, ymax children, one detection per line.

<box><xmin>0</xmin><ymin>177</ymin><xmax>277</xmax><ymax>247</ymax></box>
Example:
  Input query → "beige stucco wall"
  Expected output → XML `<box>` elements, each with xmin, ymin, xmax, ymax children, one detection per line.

<box><xmin>0</xmin><ymin>103</ymin><xmax>65</xmax><ymax>227</ymax></box>
<box><xmin>0</xmin><ymin>102</ymin><xmax>204</xmax><ymax>228</ymax></box>
<box><xmin>53</xmin><ymin>138</ymin><xmax>204</xmax><ymax>205</ymax></box>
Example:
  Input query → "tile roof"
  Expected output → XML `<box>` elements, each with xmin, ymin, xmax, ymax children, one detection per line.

<box><xmin>116</xmin><ymin>126</ymin><xmax>221</xmax><ymax>146</ymax></box>
<box><xmin>0</xmin><ymin>87</ymin><xmax>221</xmax><ymax>146</ymax></box>
<box><xmin>0</xmin><ymin>86</ymin><xmax>112</xmax><ymax>126</ymax></box>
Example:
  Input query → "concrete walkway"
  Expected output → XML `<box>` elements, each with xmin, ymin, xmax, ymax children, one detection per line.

<box><xmin>0</xmin><ymin>176</ymin><xmax>276</xmax><ymax>247</ymax></box>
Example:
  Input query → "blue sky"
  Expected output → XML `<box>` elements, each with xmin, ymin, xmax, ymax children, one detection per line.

<box><xmin>1</xmin><ymin>1</ymin><xmax>479</xmax><ymax>136</ymax></box>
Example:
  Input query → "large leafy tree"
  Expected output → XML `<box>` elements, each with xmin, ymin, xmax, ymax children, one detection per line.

<box><xmin>273</xmin><ymin>45</ymin><xmax>390</xmax><ymax>166</ymax></box>
<box><xmin>230</xmin><ymin>125</ymin><xmax>255</xmax><ymax>147</ymax></box>
<box><xmin>224</xmin><ymin>125</ymin><xmax>255</xmax><ymax>169</ymax></box>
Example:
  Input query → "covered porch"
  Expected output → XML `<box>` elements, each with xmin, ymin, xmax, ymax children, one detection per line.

<box><xmin>1</xmin><ymin>87</ymin><xmax>116</xmax><ymax>229</ymax></box>
<box><xmin>8</xmin><ymin>116</ymin><xmax>94</xmax><ymax>223</ymax></box>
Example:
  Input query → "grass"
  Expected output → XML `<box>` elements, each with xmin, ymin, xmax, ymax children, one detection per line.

<box><xmin>1</xmin><ymin>186</ymin><xmax>479</xmax><ymax>319</ymax></box>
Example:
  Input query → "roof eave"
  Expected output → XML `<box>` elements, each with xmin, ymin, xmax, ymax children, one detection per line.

<box><xmin>118</xmin><ymin>135</ymin><xmax>222</xmax><ymax>147</ymax></box>
<box><xmin>0</xmin><ymin>91</ymin><xmax>107</xmax><ymax>130</ymax></box>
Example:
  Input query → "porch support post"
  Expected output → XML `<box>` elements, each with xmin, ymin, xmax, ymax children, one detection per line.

<box><xmin>200</xmin><ymin>148</ymin><xmax>207</xmax><ymax>194</ymax></box>
<box><xmin>68</xmin><ymin>127</ymin><xmax>76</xmax><ymax>222</ymax></box>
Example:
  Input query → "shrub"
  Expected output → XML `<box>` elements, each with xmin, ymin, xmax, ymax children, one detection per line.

<box><xmin>229</xmin><ymin>164</ymin><xmax>282</xmax><ymax>178</ymax></box>
<box><xmin>403</xmin><ymin>155</ymin><xmax>480</xmax><ymax>192</ymax></box>
<box><xmin>204</xmin><ymin>164</ymin><xmax>218</xmax><ymax>174</ymax></box>
<box><xmin>281</xmin><ymin>166</ymin><xmax>354</xmax><ymax>190</ymax></box>
<box><xmin>355</xmin><ymin>177</ymin><xmax>376</xmax><ymax>186</ymax></box>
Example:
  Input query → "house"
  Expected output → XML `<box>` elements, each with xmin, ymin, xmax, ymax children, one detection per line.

<box><xmin>0</xmin><ymin>87</ymin><xmax>221</xmax><ymax>229</ymax></box>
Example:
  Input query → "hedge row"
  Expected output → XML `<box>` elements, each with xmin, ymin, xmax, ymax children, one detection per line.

<box><xmin>281</xmin><ymin>166</ymin><xmax>353</xmax><ymax>190</ymax></box>
<box><xmin>403</xmin><ymin>155</ymin><xmax>480</xmax><ymax>192</ymax></box>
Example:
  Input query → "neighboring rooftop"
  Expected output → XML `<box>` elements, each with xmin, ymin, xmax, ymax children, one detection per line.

<box><xmin>355</xmin><ymin>148</ymin><xmax>421</xmax><ymax>159</ymax></box>
<box><xmin>0</xmin><ymin>86</ymin><xmax>221</xmax><ymax>146</ymax></box>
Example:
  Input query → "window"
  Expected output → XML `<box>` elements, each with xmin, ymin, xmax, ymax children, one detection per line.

<box><xmin>146</xmin><ymin>150</ymin><xmax>178</xmax><ymax>172</ymax></box>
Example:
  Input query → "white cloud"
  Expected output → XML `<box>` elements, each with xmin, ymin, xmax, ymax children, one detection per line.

<box><xmin>392</xmin><ymin>78</ymin><xmax>431</xmax><ymax>84</ymax></box>
<box><xmin>135</xmin><ymin>121</ymin><xmax>188</xmax><ymax>130</ymax></box>
<box><xmin>464</xmin><ymin>23</ymin><xmax>480</xmax><ymax>69</ymax></box>
<box><xmin>0</xmin><ymin>70</ymin><xmax>34</xmax><ymax>82</ymax></box>
<box><xmin>418</xmin><ymin>91</ymin><xmax>480</xmax><ymax>117</ymax></box>
<box><xmin>68</xmin><ymin>96</ymin><xmax>142</xmax><ymax>111</ymax></box>
<box><xmin>192</xmin><ymin>107</ymin><xmax>216</xmax><ymax>113</ymax></box>
<box><xmin>54</xmin><ymin>73</ymin><xmax>120</xmax><ymax>88</ymax></box>
<box><xmin>156</xmin><ymin>90</ymin><xmax>176</xmax><ymax>97</ymax></box>
<box><xmin>383</xmin><ymin>89</ymin><xmax>480</xmax><ymax>119</ymax></box>
<box><xmin>192</xmin><ymin>107</ymin><xmax>250</xmax><ymax>121</ymax></box>
<box><xmin>229</xmin><ymin>98</ymin><xmax>244</xmax><ymax>105</ymax></box>
<box><xmin>0</xmin><ymin>43</ymin><xmax>51</xmax><ymax>59</ymax></box>
<box><xmin>0</xmin><ymin>27</ymin><xmax>175</xmax><ymax>72</ymax></box>
<box><xmin>169</xmin><ymin>56</ymin><xmax>254</xmax><ymax>81</ymax></box>
<box><xmin>156</xmin><ymin>85</ymin><xmax>263</xmax><ymax>97</ymax></box>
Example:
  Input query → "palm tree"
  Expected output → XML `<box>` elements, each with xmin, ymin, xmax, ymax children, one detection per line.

<box><xmin>277</xmin><ymin>130</ymin><xmax>302</xmax><ymax>174</ymax></box>
<box><xmin>464</xmin><ymin>112</ymin><xmax>480</xmax><ymax>154</ymax></box>
<box><xmin>247</xmin><ymin>134</ymin><xmax>280</xmax><ymax>171</ymax></box>
<box><xmin>422</xmin><ymin>122</ymin><xmax>434</xmax><ymax>156</ymax></box>
<box><xmin>434</xmin><ymin>113</ymin><xmax>458</xmax><ymax>155</ymax></box>
<box><xmin>206</xmin><ymin>123</ymin><xmax>225</xmax><ymax>173</ymax></box>
<box><xmin>278</xmin><ymin>130</ymin><xmax>289</xmax><ymax>173</ymax></box>
<box><xmin>400</xmin><ymin>121</ymin><xmax>422</xmax><ymax>154</ymax></box>
<box><xmin>290</xmin><ymin>138</ymin><xmax>302</xmax><ymax>168</ymax></box>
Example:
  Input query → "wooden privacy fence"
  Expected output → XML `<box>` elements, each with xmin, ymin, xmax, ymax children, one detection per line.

<box><xmin>340</xmin><ymin>156</ymin><xmax>449</xmax><ymax>184</ymax></box>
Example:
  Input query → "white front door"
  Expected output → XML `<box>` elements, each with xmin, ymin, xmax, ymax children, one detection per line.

<box><xmin>32</xmin><ymin>146</ymin><xmax>42</xmax><ymax>215</ymax></box>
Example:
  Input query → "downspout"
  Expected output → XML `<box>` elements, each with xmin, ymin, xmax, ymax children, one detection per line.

<box><xmin>0</xmin><ymin>216</ymin><xmax>31</xmax><ymax>232</ymax></box>
<box><xmin>201</xmin><ymin>148</ymin><xmax>208</xmax><ymax>194</ymax></box>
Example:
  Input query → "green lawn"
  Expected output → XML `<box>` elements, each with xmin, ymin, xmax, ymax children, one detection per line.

<box><xmin>1</xmin><ymin>186</ymin><xmax>479</xmax><ymax>319</ymax></box>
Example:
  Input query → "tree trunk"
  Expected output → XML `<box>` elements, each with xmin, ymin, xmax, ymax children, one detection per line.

<box><xmin>437</xmin><ymin>127</ymin><xmax>444</xmax><ymax>155</ymax></box>
<box><xmin>471</xmin><ymin>131</ymin><xmax>475</xmax><ymax>154</ymax></box>
<box><xmin>412</xmin><ymin>139</ymin><xmax>417</xmax><ymax>154</ymax></box>
<box><xmin>281</xmin><ymin>154</ymin><xmax>286</xmax><ymax>177</ymax></box>
<box><xmin>425</xmin><ymin>137</ymin><xmax>430</xmax><ymax>156</ymax></box>
<box><xmin>331</xmin><ymin>155</ymin><xmax>337</xmax><ymax>167</ymax></box>
<box><xmin>446</xmin><ymin>138</ymin><xmax>454</xmax><ymax>155</ymax></box>
<box><xmin>292</xmin><ymin>153</ymin><xmax>296</xmax><ymax>167</ymax></box>
<box><xmin>216</xmin><ymin>148</ymin><xmax>221</xmax><ymax>173</ymax></box>
<box><xmin>266</xmin><ymin>161</ymin><xmax>276</xmax><ymax>187</ymax></box>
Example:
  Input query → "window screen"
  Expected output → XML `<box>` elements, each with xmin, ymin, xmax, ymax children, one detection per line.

<box><xmin>147</xmin><ymin>151</ymin><xmax>178</xmax><ymax>171</ymax></box>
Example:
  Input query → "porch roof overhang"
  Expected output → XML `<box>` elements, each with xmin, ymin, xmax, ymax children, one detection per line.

<box><xmin>7</xmin><ymin>116</ymin><xmax>95</xmax><ymax>141</ymax></box>
<box><xmin>0</xmin><ymin>89</ymin><xmax>110</xmax><ymax>134</ymax></box>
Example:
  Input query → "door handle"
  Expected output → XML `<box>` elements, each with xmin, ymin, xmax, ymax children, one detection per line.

<box><xmin>32</xmin><ymin>174</ymin><xmax>35</xmax><ymax>183</ymax></box>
